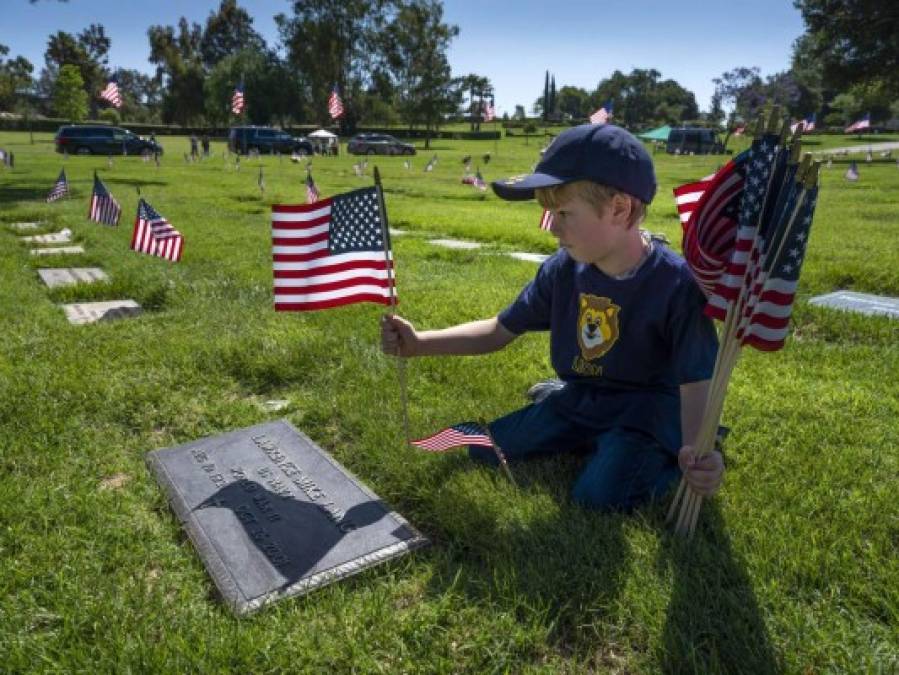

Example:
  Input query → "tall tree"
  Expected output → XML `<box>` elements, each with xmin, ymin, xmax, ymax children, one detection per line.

<box><xmin>44</xmin><ymin>25</ymin><xmax>110</xmax><ymax>112</ymax></box>
<box><xmin>148</xmin><ymin>18</ymin><xmax>206</xmax><ymax>125</ymax></box>
<box><xmin>53</xmin><ymin>64</ymin><xmax>87</xmax><ymax>121</ymax></box>
<box><xmin>200</xmin><ymin>0</ymin><xmax>266</xmax><ymax>70</ymax></box>
<box><xmin>542</xmin><ymin>70</ymin><xmax>549</xmax><ymax>121</ymax></box>
<box><xmin>712</xmin><ymin>67</ymin><xmax>765</xmax><ymax>121</ymax></box>
<box><xmin>548</xmin><ymin>74</ymin><xmax>557</xmax><ymax>119</ymax></box>
<box><xmin>0</xmin><ymin>45</ymin><xmax>34</xmax><ymax>111</ymax></box>
<box><xmin>794</xmin><ymin>0</ymin><xmax>899</xmax><ymax>91</ymax></box>
<box><xmin>593</xmin><ymin>68</ymin><xmax>699</xmax><ymax>127</ymax></box>
<box><xmin>383</xmin><ymin>0</ymin><xmax>459</xmax><ymax>147</ymax></box>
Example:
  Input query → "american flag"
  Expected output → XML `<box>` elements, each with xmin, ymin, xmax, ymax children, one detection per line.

<box><xmin>736</xmin><ymin>181</ymin><xmax>818</xmax><ymax>351</ymax></box>
<box><xmin>88</xmin><ymin>172</ymin><xmax>121</xmax><ymax>225</ymax></box>
<box><xmin>732</xmin><ymin>125</ymin><xmax>746</xmax><ymax>136</ymax></box>
<box><xmin>472</xmin><ymin>169</ymin><xmax>486</xmax><ymax>191</ymax></box>
<box><xmin>845</xmin><ymin>161</ymin><xmax>859</xmax><ymax>181</ymax></box>
<box><xmin>589</xmin><ymin>100</ymin><xmax>613</xmax><ymax>124</ymax></box>
<box><xmin>305</xmin><ymin>170</ymin><xmax>320</xmax><ymax>203</ymax></box>
<box><xmin>130</xmin><ymin>198</ymin><xmax>183</xmax><ymax>262</ymax></box>
<box><xmin>539</xmin><ymin>209</ymin><xmax>553</xmax><ymax>231</ymax></box>
<box><xmin>673</xmin><ymin>154</ymin><xmax>748</xmax><ymax>296</ymax></box>
<box><xmin>704</xmin><ymin>132</ymin><xmax>783</xmax><ymax>321</ymax></box>
<box><xmin>424</xmin><ymin>155</ymin><xmax>437</xmax><ymax>172</ymax></box>
<box><xmin>99</xmin><ymin>74</ymin><xmax>122</xmax><ymax>108</ymax></box>
<box><xmin>411</xmin><ymin>422</ymin><xmax>493</xmax><ymax>452</ymax></box>
<box><xmin>272</xmin><ymin>186</ymin><xmax>395</xmax><ymax>311</ymax></box>
<box><xmin>483</xmin><ymin>99</ymin><xmax>496</xmax><ymax>122</ymax></box>
<box><xmin>46</xmin><ymin>169</ymin><xmax>68</xmax><ymax>202</ymax></box>
<box><xmin>328</xmin><ymin>86</ymin><xmax>345</xmax><ymax>120</ymax></box>
<box><xmin>845</xmin><ymin>114</ymin><xmax>870</xmax><ymax>133</ymax></box>
<box><xmin>231</xmin><ymin>83</ymin><xmax>245</xmax><ymax>115</ymax></box>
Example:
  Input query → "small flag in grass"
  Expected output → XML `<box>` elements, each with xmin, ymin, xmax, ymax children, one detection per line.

<box><xmin>88</xmin><ymin>172</ymin><xmax>121</xmax><ymax>225</ymax></box>
<box><xmin>46</xmin><ymin>169</ymin><xmax>68</xmax><ymax>202</ymax></box>
<box><xmin>131</xmin><ymin>198</ymin><xmax>183</xmax><ymax>262</ymax></box>
<box><xmin>305</xmin><ymin>170</ymin><xmax>320</xmax><ymax>204</ymax></box>
<box><xmin>411</xmin><ymin>422</ymin><xmax>493</xmax><ymax>452</ymax></box>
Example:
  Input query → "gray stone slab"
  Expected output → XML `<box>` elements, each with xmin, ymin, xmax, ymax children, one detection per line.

<box><xmin>9</xmin><ymin>222</ymin><xmax>42</xmax><ymax>231</ymax></box>
<box><xmin>509</xmin><ymin>252</ymin><xmax>549</xmax><ymax>264</ymax></box>
<box><xmin>428</xmin><ymin>238</ymin><xmax>481</xmax><ymax>250</ymax></box>
<box><xmin>146</xmin><ymin>420</ymin><xmax>428</xmax><ymax>615</ymax></box>
<box><xmin>21</xmin><ymin>229</ymin><xmax>72</xmax><ymax>244</ymax></box>
<box><xmin>30</xmin><ymin>246</ymin><xmax>85</xmax><ymax>256</ymax></box>
<box><xmin>61</xmin><ymin>300</ymin><xmax>141</xmax><ymax>325</ymax></box>
<box><xmin>389</xmin><ymin>228</ymin><xmax>407</xmax><ymax>236</ymax></box>
<box><xmin>38</xmin><ymin>267</ymin><xmax>109</xmax><ymax>288</ymax></box>
<box><xmin>809</xmin><ymin>290</ymin><xmax>899</xmax><ymax>319</ymax></box>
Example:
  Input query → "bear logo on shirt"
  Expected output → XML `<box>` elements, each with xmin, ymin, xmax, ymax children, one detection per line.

<box><xmin>576</xmin><ymin>294</ymin><xmax>620</xmax><ymax>365</ymax></box>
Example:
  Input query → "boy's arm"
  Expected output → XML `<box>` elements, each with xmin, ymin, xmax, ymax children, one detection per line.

<box><xmin>381</xmin><ymin>314</ymin><xmax>518</xmax><ymax>357</ymax></box>
<box><xmin>678</xmin><ymin>379</ymin><xmax>724</xmax><ymax>496</ymax></box>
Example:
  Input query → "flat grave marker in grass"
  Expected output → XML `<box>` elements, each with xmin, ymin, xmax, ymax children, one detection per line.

<box><xmin>509</xmin><ymin>251</ymin><xmax>549</xmax><ymax>264</ymax></box>
<box><xmin>61</xmin><ymin>299</ymin><xmax>141</xmax><ymax>325</ymax></box>
<box><xmin>809</xmin><ymin>290</ymin><xmax>899</xmax><ymax>319</ymax></box>
<box><xmin>38</xmin><ymin>267</ymin><xmax>109</xmax><ymax>288</ymax></box>
<box><xmin>30</xmin><ymin>245</ymin><xmax>85</xmax><ymax>256</ymax></box>
<box><xmin>8</xmin><ymin>222</ymin><xmax>43</xmax><ymax>231</ymax></box>
<box><xmin>146</xmin><ymin>419</ymin><xmax>428</xmax><ymax>615</ymax></box>
<box><xmin>21</xmin><ymin>229</ymin><xmax>72</xmax><ymax>244</ymax></box>
<box><xmin>428</xmin><ymin>238</ymin><xmax>481</xmax><ymax>250</ymax></box>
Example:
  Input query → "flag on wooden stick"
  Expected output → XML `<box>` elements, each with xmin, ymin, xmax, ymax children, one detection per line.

<box><xmin>46</xmin><ymin>169</ymin><xmax>68</xmax><ymax>202</ymax></box>
<box><xmin>88</xmin><ymin>172</ymin><xmax>121</xmax><ymax>225</ymax></box>
<box><xmin>411</xmin><ymin>422</ymin><xmax>493</xmax><ymax>452</ymax></box>
<box><xmin>131</xmin><ymin>198</ymin><xmax>183</xmax><ymax>262</ymax></box>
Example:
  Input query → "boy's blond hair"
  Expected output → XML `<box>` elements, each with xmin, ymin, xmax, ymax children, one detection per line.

<box><xmin>535</xmin><ymin>180</ymin><xmax>647</xmax><ymax>228</ymax></box>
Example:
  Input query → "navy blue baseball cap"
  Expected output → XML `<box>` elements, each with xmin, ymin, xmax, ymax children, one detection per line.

<box><xmin>492</xmin><ymin>124</ymin><xmax>657</xmax><ymax>204</ymax></box>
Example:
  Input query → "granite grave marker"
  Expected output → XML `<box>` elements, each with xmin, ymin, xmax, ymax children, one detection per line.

<box><xmin>146</xmin><ymin>420</ymin><xmax>428</xmax><ymax>615</ymax></box>
<box><xmin>809</xmin><ymin>290</ymin><xmax>899</xmax><ymax>319</ymax></box>
<box><xmin>61</xmin><ymin>300</ymin><xmax>141</xmax><ymax>325</ymax></box>
<box><xmin>30</xmin><ymin>246</ymin><xmax>85</xmax><ymax>256</ymax></box>
<box><xmin>38</xmin><ymin>268</ymin><xmax>109</xmax><ymax>288</ymax></box>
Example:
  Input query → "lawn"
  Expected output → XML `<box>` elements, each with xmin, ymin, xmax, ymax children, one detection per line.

<box><xmin>0</xmin><ymin>130</ymin><xmax>896</xmax><ymax>673</ymax></box>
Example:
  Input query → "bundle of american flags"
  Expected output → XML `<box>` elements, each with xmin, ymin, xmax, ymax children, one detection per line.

<box><xmin>271</xmin><ymin>184</ymin><xmax>395</xmax><ymax>312</ymax></box>
<box><xmin>669</xmin><ymin>107</ymin><xmax>822</xmax><ymax>537</ymax></box>
<box><xmin>46</xmin><ymin>169</ymin><xmax>68</xmax><ymax>202</ymax></box>
<box><xmin>131</xmin><ymin>198</ymin><xmax>184</xmax><ymax>262</ymax></box>
<box><xmin>88</xmin><ymin>172</ymin><xmax>121</xmax><ymax>225</ymax></box>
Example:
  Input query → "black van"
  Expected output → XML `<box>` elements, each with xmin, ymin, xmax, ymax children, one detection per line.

<box><xmin>228</xmin><ymin>126</ymin><xmax>313</xmax><ymax>155</ymax></box>
<box><xmin>666</xmin><ymin>128</ymin><xmax>724</xmax><ymax>155</ymax></box>
<box><xmin>54</xmin><ymin>125</ymin><xmax>163</xmax><ymax>155</ymax></box>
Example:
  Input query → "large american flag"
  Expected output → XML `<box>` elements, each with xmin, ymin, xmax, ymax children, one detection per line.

<box><xmin>231</xmin><ymin>83</ymin><xmax>245</xmax><ymax>115</ymax></box>
<box><xmin>328</xmin><ymin>86</ymin><xmax>345</xmax><ymax>120</ymax></box>
<box><xmin>589</xmin><ymin>100</ymin><xmax>613</xmax><ymax>124</ymax></box>
<box><xmin>131</xmin><ymin>198</ymin><xmax>183</xmax><ymax>262</ymax></box>
<box><xmin>46</xmin><ymin>169</ymin><xmax>68</xmax><ymax>202</ymax></box>
<box><xmin>99</xmin><ymin>75</ymin><xmax>122</xmax><ymax>108</ymax></box>
<box><xmin>411</xmin><ymin>422</ymin><xmax>493</xmax><ymax>452</ymax></box>
<box><xmin>845</xmin><ymin>114</ymin><xmax>870</xmax><ymax>133</ymax></box>
<box><xmin>306</xmin><ymin>170</ymin><xmax>320</xmax><ymax>203</ymax></box>
<box><xmin>272</xmin><ymin>186</ymin><xmax>395</xmax><ymax>311</ymax></box>
<box><xmin>704</xmin><ymin>132</ymin><xmax>783</xmax><ymax>321</ymax></box>
<box><xmin>736</xmin><ymin>185</ymin><xmax>817</xmax><ymax>351</ymax></box>
<box><xmin>88</xmin><ymin>173</ymin><xmax>121</xmax><ymax>225</ymax></box>
<box><xmin>673</xmin><ymin>153</ymin><xmax>748</xmax><ymax>296</ymax></box>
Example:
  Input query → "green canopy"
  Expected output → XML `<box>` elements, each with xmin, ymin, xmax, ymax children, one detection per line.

<box><xmin>637</xmin><ymin>125</ymin><xmax>672</xmax><ymax>142</ymax></box>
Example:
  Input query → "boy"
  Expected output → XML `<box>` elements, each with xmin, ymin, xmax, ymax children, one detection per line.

<box><xmin>381</xmin><ymin>124</ymin><xmax>724</xmax><ymax>510</ymax></box>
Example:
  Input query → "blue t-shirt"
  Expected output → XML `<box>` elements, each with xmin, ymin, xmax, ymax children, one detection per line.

<box><xmin>498</xmin><ymin>243</ymin><xmax>718</xmax><ymax>453</ymax></box>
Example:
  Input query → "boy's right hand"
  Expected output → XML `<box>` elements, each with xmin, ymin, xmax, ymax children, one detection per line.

<box><xmin>381</xmin><ymin>314</ymin><xmax>419</xmax><ymax>357</ymax></box>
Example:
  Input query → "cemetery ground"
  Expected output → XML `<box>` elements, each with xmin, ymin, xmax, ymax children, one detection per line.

<box><xmin>1</xmin><ymin>129</ymin><xmax>897</xmax><ymax>673</ymax></box>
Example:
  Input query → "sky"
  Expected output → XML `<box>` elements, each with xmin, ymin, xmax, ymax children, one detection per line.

<box><xmin>3</xmin><ymin>0</ymin><xmax>807</xmax><ymax>116</ymax></box>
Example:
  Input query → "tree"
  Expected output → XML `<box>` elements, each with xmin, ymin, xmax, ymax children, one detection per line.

<box><xmin>542</xmin><ymin>70</ymin><xmax>549</xmax><ymax>121</ymax></box>
<box><xmin>592</xmin><ymin>68</ymin><xmax>699</xmax><ymax>128</ymax></box>
<box><xmin>200</xmin><ymin>0</ymin><xmax>265</xmax><ymax>70</ymax></box>
<box><xmin>513</xmin><ymin>104</ymin><xmax>526</xmax><ymax>120</ymax></box>
<box><xmin>53</xmin><ymin>64</ymin><xmax>87</xmax><ymax>121</ymax></box>
<box><xmin>457</xmin><ymin>73</ymin><xmax>492</xmax><ymax>130</ymax></box>
<box><xmin>148</xmin><ymin>19</ymin><xmax>206</xmax><ymax>125</ymax></box>
<box><xmin>794</xmin><ymin>0</ymin><xmax>899</xmax><ymax>92</ymax></box>
<box><xmin>712</xmin><ymin>66</ymin><xmax>765</xmax><ymax>121</ymax></box>
<box><xmin>557</xmin><ymin>85</ymin><xmax>590</xmax><ymax>120</ymax></box>
<box><xmin>548</xmin><ymin>74</ymin><xmax>557</xmax><ymax>119</ymax></box>
<box><xmin>382</xmin><ymin>0</ymin><xmax>460</xmax><ymax>147</ymax></box>
<box><xmin>0</xmin><ymin>45</ymin><xmax>34</xmax><ymax>111</ymax></box>
<box><xmin>44</xmin><ymin>25</ymin><xmax>110</xmax><ymax>112</ymax></box>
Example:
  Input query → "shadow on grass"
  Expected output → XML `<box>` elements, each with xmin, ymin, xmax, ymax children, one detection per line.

<box><xmin>0</xmin><ymin>185</ymin><xmax>51</xmax><ymax>204</ymax></box>
<box><xmin>417</xmin><ymin>454</ymin><xmax>780</xmax><ymax>673</ymax></box>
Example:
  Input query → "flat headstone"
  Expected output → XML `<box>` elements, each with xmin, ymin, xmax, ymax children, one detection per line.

<box><xmin>61</xmin><ymin>300</ymin><xmax>141</xmax><ymax>325</ymax></box>
<box><xmin>21</xmin><ymin>229</ymin><xmax>72</xmax><ymax>244</ymax></box>
<box><xmin>9</xmin><ymin>222</ymin><xmax>42</xmax><ymax>231</ymax></box>
<box><xmin>146</xmin><ymin>420</ymin><xmax>427</xmax><ymax>615</ymax></box>
<box><xmin>428</xmin><ymin>238</ymin><xmax>481</xmax><ymax>250</ymax></box>
<box><xmin>509</xmin><ymin>252</ymin><xmax>549</xmax><ymax>264</ymax></box>
<box><xmin>809</xmin><ymin>291</ymin><xmax>899</xmax><ymax>319</ymax></box>
<box><xmin>38</xmin><ymin>267</ymin><xmax>109</xmax><ymax>288</ymax></box>
<box><xmin>389</xmin><ymin>228</ymin><xmax>407</xmax><ymax>236</ymax></box>
<box><xmin>30</xmin><ymin>246</ymin><xmax>85</xmax><ymax>256</ymax></box>
<box><xmin>261</xmin><ymin>399</ymin><xmax>290</xmax><ymax>413</ymax></box>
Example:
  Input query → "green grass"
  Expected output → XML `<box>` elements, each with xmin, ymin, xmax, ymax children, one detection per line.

<box><xmin>1</xmin><ymin>131</ymin><xmax>897</xmax><ymax>673</ymax></box>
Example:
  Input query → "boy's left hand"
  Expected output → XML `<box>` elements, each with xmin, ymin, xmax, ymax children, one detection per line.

<box><xmin>678</xmin><ymin>446</ymin><xmax>724</xmax><ymax>497</ymax></box>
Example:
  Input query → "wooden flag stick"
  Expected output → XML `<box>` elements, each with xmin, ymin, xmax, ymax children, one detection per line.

<box><xmin>479</xmin><ymin>418</ymin><xmax>517</xmax><ymax>487</ymax></box>
<box><xmin>373</xmin><ymin>166</ymin><xmax>411</xmax><ymax>446</ymax></box>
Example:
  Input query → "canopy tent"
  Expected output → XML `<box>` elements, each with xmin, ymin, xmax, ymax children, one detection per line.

<box><xmin>637</xmin><ymin>125</ymin><xmax>672</xmax><ymax>142</ymax></box>
<box><xmin>308</xmin><ymin>129</ymin><xmax>338</xmax><ymax>139</ymax></box>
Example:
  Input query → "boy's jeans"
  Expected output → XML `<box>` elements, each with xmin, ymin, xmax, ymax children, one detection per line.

<box><xmin>469</xmin><ymin>397</ymin><xmax>681</xmax><ymax>511</ymax></box>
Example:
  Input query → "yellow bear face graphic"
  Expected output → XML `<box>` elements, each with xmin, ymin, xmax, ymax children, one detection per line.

<box><xmin>576</xmin><ymin>294</ymin><xmax>620</xmax><ymax>361</ymax></box>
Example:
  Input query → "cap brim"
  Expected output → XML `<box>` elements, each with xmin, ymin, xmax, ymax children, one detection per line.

<box><xmin>491</xmin><ymin>172</ymin><xmax>566</xmax><ymax>201</ymax></box>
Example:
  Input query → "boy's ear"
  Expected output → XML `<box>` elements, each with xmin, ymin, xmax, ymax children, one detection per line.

<box><xmin>609</xmin><ymin>193</ymin><xmax>633</xmax><ymax>226</ymax></box>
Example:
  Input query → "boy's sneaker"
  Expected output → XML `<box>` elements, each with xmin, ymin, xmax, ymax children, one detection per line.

<box><xmin>526</xmin><ymin>378</ymin><xmax>566</xmax><ymax>403</ymax></box>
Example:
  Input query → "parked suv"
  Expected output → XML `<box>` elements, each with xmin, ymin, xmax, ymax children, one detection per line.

<box><xmin>666</xmin><ymin>128</ymin><xmax>725</xmax><ymax>155</ymax></box>
<box><xmin>54</xmin><ymin>125</ymin><xmax>163</xmax><ymax>156</ymax></box>
<box><xmin>228</xmin><ymin>126</ymin><xmax>313</xmax><ymax>155</ymax></box>
<box><xmin>347</xmin><ymin>133</ymin><xmax>416</xmax><ymax>156</ymax></box>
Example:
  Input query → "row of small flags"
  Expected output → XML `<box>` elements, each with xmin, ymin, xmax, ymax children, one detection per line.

<box><xmin>45</xmin><ymin>169</ymin><xmax>183</xmax><ymax>262</ymax></box>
